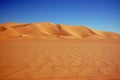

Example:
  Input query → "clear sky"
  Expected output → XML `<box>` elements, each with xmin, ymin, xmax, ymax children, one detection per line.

<box><xmin>0</xmin><ymin>0</ymin><xmax>120</xmax><ymax>33</ymax></box>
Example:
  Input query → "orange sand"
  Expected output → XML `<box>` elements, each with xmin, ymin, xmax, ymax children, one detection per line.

<box><xmin>0</xmin><ymin>22</ymin><xmax>120</xmax><ymax>40</ymax></box>
<box><xmin>0</xmin><ymin>22</ymin><xmax>120</xmax><ymax>80</ymax></box>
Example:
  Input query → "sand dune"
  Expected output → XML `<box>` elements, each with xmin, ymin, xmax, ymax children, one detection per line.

<box><xmin>0</xmin><ymin>22</ymin><xmax>120</xmax><ymax>39</ymax></box>
<box><xmin>0</xmin><ymin>22</ymin><xmax>120</xmax><ymax>80</ymax></box>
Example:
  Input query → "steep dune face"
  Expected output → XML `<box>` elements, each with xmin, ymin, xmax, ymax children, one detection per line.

<box><xmin>0</xmin><ymin>22</ymin><xmax>120</xmax><ymax>39</ymax></box>
<box><xmin>58</xmin><ymin>24</ymin><xmax>99</xmax><ymax>38</ymax></box>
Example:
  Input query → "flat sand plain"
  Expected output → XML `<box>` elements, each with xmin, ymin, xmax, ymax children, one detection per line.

<box><xmin>0</xmin><ymin>39</ymin><xmax>120</xmax><ymax>80</ymax></box>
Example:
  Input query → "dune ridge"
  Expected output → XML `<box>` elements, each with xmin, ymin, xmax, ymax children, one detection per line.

<box><xmin>0</xmin><ymin>22</ymin><xmax>120</xmax><ymax>39</ymax></box>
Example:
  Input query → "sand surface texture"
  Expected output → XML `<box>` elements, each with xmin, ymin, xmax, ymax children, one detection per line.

<box><xmin>0</xmin><ymin>39</ymin><xmax>120</xmax><ymax>80</ymax></box>
<box><xmin>0</xmin><ymin>22</ymin><xmax>120</xmax><ymax>80</ymax></box>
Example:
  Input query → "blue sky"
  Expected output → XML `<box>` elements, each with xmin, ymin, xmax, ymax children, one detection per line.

<box><xmin>0</xmin><ymin>0</ymin><xmax>120</xmax><ymax>33</ymax></box>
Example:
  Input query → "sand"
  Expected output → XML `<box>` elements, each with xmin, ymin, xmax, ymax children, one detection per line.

<box><xmin>0</xmin><ymin>22</ymin><xmax>120</xmax><ymax>39</ymax></box>
<box><xmin>0</xmin><ymin>22</ymin><xmax>120</xmax><ymax>80</ymax></box>
<box><xmin>0</xmin><ymin>39</ymin><xmax>120</xmax><ymax>80</ymax></box>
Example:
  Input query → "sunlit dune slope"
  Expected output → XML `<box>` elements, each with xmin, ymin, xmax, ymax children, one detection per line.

<box><xmin>0</xmin><ymin>22</ymin><xmax>120</xmax><ymax>39</ymax></box>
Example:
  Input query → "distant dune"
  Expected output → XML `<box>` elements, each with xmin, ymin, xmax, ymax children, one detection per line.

<box><xmin>0</xmin><ymin>22</ymin><xmax>120</xmax><ymax>39</ymax></box>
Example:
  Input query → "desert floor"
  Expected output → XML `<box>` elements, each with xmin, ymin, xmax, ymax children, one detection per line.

<box><xmin>0</xmin><ymin>39</ymin><xmax>120</xmax><ymax>80</ymax></box>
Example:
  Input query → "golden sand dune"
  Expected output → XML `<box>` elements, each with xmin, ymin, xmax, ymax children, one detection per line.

<box><xmin>0</xmin><ymin>22</ymin><xmax>120</xmax><ymax>80</ymax></box>
<box><xmin>0</xmin><ymin>22</ymin><xmax>120</xmax><ymax>39</ymax></box>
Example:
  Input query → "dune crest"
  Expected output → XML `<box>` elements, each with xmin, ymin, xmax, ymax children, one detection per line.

<box><xmin>0</xmin><ymin>22</ymin><xmax>120</xmax><ymax>39</ymax></box>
